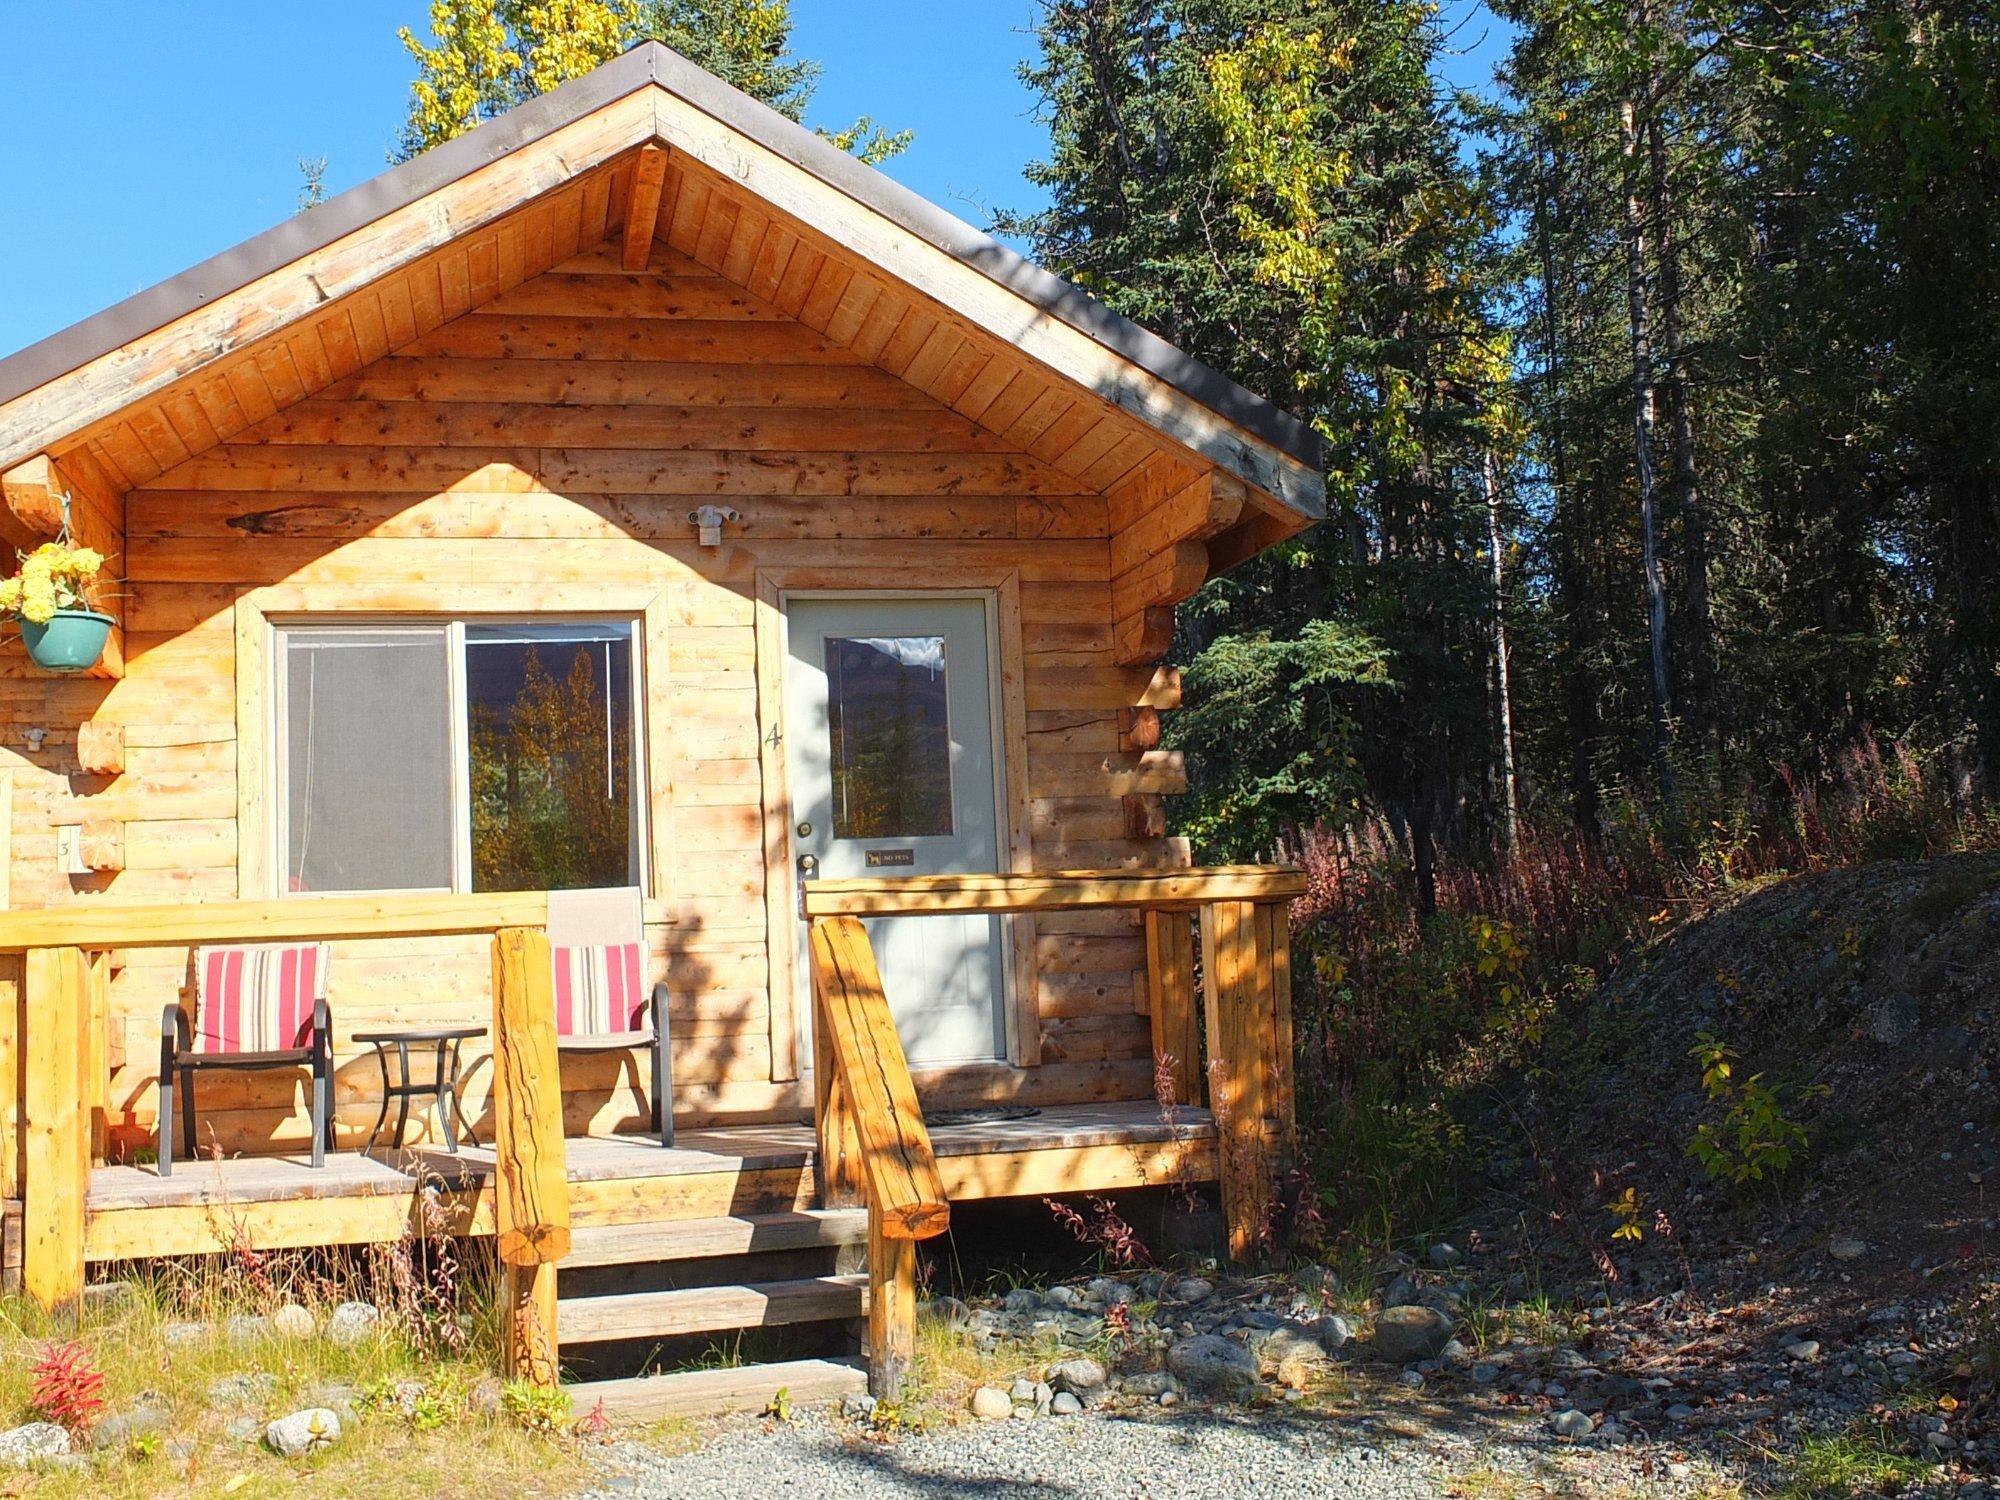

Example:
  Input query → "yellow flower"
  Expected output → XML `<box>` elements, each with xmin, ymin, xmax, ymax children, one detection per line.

<box><xmin>66</xmin><ymin>548</ymin><xmax>102</xmax><ymax>577</ymax></box>
<box><xmin>20</xmin><ymin>577</ymin><xmax>59</xmax><ymax>624</ymax></box>
<box><xmin>0</xmin><ymin>578</ymin><xmax>19</xmax><ymax>614</ymax></box>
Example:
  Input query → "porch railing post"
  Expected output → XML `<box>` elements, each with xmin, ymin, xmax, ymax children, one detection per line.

<box><xmin>22</xmin><ymin>945</ymin><xmax>89</xmax><ymax>1313</ymax></box>
<box><xmin>491</xmin><ymin>927</ymin><xmax>570</xmax><ymax>1387</ymax></box>
<box><xmin>1199</xmin><ymin>901</ymin><xmax>1275</xmax><ymax>1264</ymax></box>
<box><xmin>1142</xmin><ymin>907</ymin><xmax>1202</xmax><ymax>1107</ymax></box>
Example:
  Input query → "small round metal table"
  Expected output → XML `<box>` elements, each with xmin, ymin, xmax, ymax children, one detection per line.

<box><xmin>353</xmin><ymin>1026</ymin><xmax>482</xmax><ymax>1154</ymax></box>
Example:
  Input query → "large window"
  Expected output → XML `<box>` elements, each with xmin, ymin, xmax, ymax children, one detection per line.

<box><xmin>279</xmin><ymin>620</ymin><xmax>642</xmax><ymax>895</ymax></box>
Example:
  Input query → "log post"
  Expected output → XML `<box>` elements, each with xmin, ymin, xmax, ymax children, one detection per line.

<box><xmin>22</xmin><ymin>946</ymin><xmax>89</xmax><ymax>1313</ymax></box>
<box><xmin>491</xmin><ymin>927</ymin><xmax>569</xmax><ymax>1386</ymax></box>
<box><xmin>867</xmin><ymin>1209</ymin><xmax>917</xmax><ymax>1401</ymax></box>
<box><xmin>1199</xmin><ymin>901</ymin><xmax>1273</xmax><ymax>1264</ymax></box>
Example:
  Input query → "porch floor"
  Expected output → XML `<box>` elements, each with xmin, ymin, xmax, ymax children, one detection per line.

<box><xmin>82</xmin><ymin>1102</ymin><xmax>1217</xmax><ymax>1263</ymax></box>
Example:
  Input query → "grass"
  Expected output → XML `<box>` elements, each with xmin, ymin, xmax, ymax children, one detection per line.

<box><xmin>1777</xmin><ymin>1421</ymin><xmax>1931</xmax><ymax>1498</ymax></box>
<box><xmin>0</xmin><ymin>1251</ymin><xmax>578</xmax><ymax>1499</ymax></box>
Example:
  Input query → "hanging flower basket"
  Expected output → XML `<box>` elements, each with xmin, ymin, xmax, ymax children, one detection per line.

<box><xmin>0</xmin><ymin>540</ymin><xmax>113</xmax><ymax>674</ymax></box>
<box><xmin>19</xmin><ymin>608</ymin><xmax>115</xmax><ymax>673</ymax></box>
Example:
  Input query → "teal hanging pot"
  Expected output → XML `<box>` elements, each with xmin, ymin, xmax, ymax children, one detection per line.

<box><xmin>19</xmin><ymin>609</ymin><xmax>114</xmax><ymax>673</ymax></box>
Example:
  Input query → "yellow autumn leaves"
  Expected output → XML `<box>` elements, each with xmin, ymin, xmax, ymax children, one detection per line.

<box><xmin>0</xmin><ymin>542</ymin><xmax>104</xmax><ymax>624</ymax></box>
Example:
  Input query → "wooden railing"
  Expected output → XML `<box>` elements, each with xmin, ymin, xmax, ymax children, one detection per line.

<box><xmin>807</xmin><ymin>916</ymin><xmax>949</xmax><ymax>1399</ymax></box>
<box><xmin>0</xmin><ymin>892</ymin><xmax>567</xmax><ymax>1381</ymax></box>
<box><xmin>800</xmin><ymin>865</ymin><xmax>1306</xmax><ymax>1270</ymax></box>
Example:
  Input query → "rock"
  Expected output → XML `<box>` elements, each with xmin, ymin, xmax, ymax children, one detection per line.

<box><xmin>1870</xmin><ymin>993</ymin><xmax>1918</xmax><ymax>1046</ymax></box>
<box><xmin>1440</xmin><ymin>1339</ymin><xmax>1470</xmax><ymax>1362</ymax></box>
<box><xmin>1257</xmin><ymin>1327</ymin><xmax>1329</xmax><ymax>1388</ymax></box>
<box><xmin>1428</xmin><ymin>1242</ymin><xmax>1463</xmax><ymax>1268</ymax></box>
<box><xmin>466</xmin><ymin>1376</ymin><xmax>505</xmax><ymax>1418</ymax></box>
<box><xmin>265</xmin><ymin>1408</ymin><xmax>341</xmax><ymax>1458</ymax></box>
<box><xmin>1925</xmin><ymin>1431</ymin><xmax>1956</xmax><ymax>1452</ymax></box>
<box><xmin>1046</xmin><ymin>1284</ymin><xmax>1080</xmax><ymax>1309</ymax></box>
<box><xmin>841</xmin><ymin>1393</ymin><xmax>878</xmax><ymax>1421</ymax></box>
<box><xmin>1002</xmin><ymin>1288</ymin><xmax>1043</xmax><ymax>1314</ymax></box>
<box><xmin>1087</xmin><ymin>1278</ymin><xmax>1134</xmax><ymax>1308</ymax></box>
<box><xmin>91</xmin><ymin>1402</ymin><xmax>169</xmax><ymax>1450</ymax></box>
<box><xmin>83</xmin><ymin>1280</ymin><xmax>135</xmax><ymax>1313</ymax></box>
<box><xmin>970</xmin><ymin>1387</ymin><xmax>1012</xmax><ymax>1421</ymax></box>
<box><xmin>226</xmin><ymin>1314</ymin><xmax>267</xmax><ymax>1344</ymax></box>
<box><xmin>163</xmin><ymin>1321</ymin><xmax>207</xmax><ymax>1349</ymax></box>
<box><xmin>1828</xmin><ymin>1238</ymin><xmax>1868</xmax><ymax>1263</ymax></box>
<box><xmin>1666</xmin><ymin>1403</ymin><xmax>1697</xmax><ymax>1421</ymax></box>
<box><xmin>1050</xmin><ymin>1392</ymin><xmax>1083</xmax><ymax>1416</ymax></box>
<box><xmin>207</xmin><ymin>1372</ymin><xmax>278</xmax><ymax>1410</ymax></box>
<box><xmin>1166</xmin><ymin>1334</ymin><xmax>1260</xmax><ymax>1397</ymax></box>
<box><xmin>1168</xmin><ymin>1277</ymin><xmax>1215</xmax><ymax>1304</ymax></box>
<box><xmin>324</xmin><ymin>1300</ymin><xmax>381</xmax><ymax>1347</ymax></box>
<box><xmin>920</xmin><ymin>1296</ymin><xmax>972</xmax><ymax>1330</ymax></box>
<box><xmin>1373</xmin><ymin>1305</ymin><xmax>1456</xmax><ymax>1365</ymax></box>
<box><xmin>1381</xmin><ymin>1274</ymin><xmax>1419</xmax><ymax>1310</ymax></box>
<box><xmin>1122</xmin><ymin>1371</ymin><xmax>1180</xmax><ymax>1399</ymax></box>
<box><xmin>0</xmin><ymin>1423</ymin><xmax>71</xmax><ymax>1466</ymax></box>
<box><xmin>1473</xmin><ymin>1364</ymin><xmax>1501</xmax><ymax>1385</ymax></box>
<box><xmin>270</xmin><ymin>1303</ymin><xmax>316</xmax><ymax>1340</ymax></box>
<box><xmin>1783</xmin><ymin>1339</ymin><xmax>1822</xmax><ymax>1361</ymax></box>
<box><xmin>1047</xmin><ymin>1356</ymin><xmax>1107</xmax><ymax>1395</ymax></box>
<box><xmin>1009</xmin><ymin>1377</ymin><xmax>1037</xmax><ymax>1403</ymax></box>
<box><xmin>302</xmin><ymin>1382</ymin><xmax>360</xmax><ymax>1433</ymax></box>
<box><xmin>1315</xmin><ymin>1313</ymin><xmax>1355</xmax><ymax>1352</ymax></box>
<box><xmin>1550</xmin><ymin>1409</ymin><xmax>1593</xmax><ymax>1439</ymax></box>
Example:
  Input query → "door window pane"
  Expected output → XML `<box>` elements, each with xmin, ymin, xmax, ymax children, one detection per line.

<box><xmin>466</xmin><ymin>622</ymin><xmax>638</xmax><ymax>892</ymax></box>
<box><xmin>826</xmin><ymin>635</ymin><xmax>954</xmax><ymax>839</ymax></box>
<box><xmin>283</xmin><ymin>628</ymin><xmax>454</xmax><ymax>892</ymax></box>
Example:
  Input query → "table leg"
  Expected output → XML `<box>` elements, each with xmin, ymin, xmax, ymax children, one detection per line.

<box><xmin>365</xmin><ymin>1045</ymin><xmax>392</xmax><ymax>1156</ymax></box>
<box><xmin>435</xmin><ymin>1037</ymin><xmax>460</xmax><ymax>1153</ymax></box>
<box><xmin>390</xmin><ymin>1040</ymin><xmax>412</xmax><ymax>1149</ymax></box>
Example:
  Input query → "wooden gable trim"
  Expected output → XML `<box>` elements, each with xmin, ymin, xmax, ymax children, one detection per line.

<box><xmin>643</xmin><ymin>87</ymin><xmax>1324</xmax><ymax>520</ymax></box>
<box><xmin>0</xmin><ymin>92</ymin><xmax>657</xmax><ymax>479</ymax></box>
<box><xmin>621</xmin><ymin>145</ymin><xmax>672</xmax><ymax>271</ymax></box>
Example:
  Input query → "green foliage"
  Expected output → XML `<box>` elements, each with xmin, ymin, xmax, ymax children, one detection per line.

<box><xmin>1780</xmin><ymin>1420</ymin><xmax>1930</xmax><ymax>1499</ymax></box>
<box><xmin>499</xmin><ymin>1378</ymin><xmax>573</xmax><ymax>1437</ymax></box>
<box><xmin>1687</xmin><ymin>1032</ymin><xmax>1821</xmax><ymax>1186</ymax></box>
<box><xmin>396</xmin><ymin>0</ymin><xmax>904</xmax><ymax>165</ymax></box>
<box><xmin>1168</xmin><ymin>618</ymin><xmax>1390</xmax><ymax>858</ymax></box>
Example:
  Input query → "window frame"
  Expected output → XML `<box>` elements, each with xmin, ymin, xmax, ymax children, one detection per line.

<box><xmin>268</xmin><ymin>612</ymin><xmax>651</xmax><ymax>900</ymax></box>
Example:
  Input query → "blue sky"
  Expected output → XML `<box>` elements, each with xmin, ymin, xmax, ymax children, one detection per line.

<box><xmin>0</xmin><ymin>1</ymin><xmax>1512</xmax><ymax>359</ymax></box>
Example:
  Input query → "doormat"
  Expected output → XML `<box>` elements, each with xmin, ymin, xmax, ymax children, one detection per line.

<box><xmin>922</xmin><ymin>1104</ymin><xmax>1042</xmax><ymax>1128</ymax></box>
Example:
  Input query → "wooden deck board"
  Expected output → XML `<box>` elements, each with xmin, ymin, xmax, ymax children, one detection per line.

<box><xmin>81</xmin><ymin>1103</ymin><xmax>1215</xmax><ymax>1261</ymax></box>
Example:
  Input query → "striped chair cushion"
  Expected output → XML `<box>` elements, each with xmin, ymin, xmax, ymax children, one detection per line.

<box><xmin>195</xmin><ymin>942</ymin><xmax>328</xmax><ymax>1055</ymax></box>
<box><xmin>553</xmin><ymin>941</ymin><xmax>648</xmax><ymax>1038</ymax></box>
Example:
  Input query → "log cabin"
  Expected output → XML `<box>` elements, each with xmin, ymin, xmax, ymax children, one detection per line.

<box><xmin>0</xmin><ymin>42</ymin><xmax>1320</xmax><ymax>1413</ymax></box>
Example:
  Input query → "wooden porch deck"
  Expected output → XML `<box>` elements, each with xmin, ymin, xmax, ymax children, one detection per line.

<box><xmin>83</xmin><ymin>1101</ymin><xmax>1216</xmax><ymax>1265</ymax></box>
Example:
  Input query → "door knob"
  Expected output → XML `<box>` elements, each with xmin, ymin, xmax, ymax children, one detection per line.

<box><xmin>797</xmin><ymin>853</ymin><xmax>819</xmax><ymax>877</ymax></box>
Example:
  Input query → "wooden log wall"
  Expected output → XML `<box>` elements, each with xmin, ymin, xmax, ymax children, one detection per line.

<box><xmin>0</xmin><ymin>238</ymin><xmax>1208</xmax><ymax>1158</ymax></box>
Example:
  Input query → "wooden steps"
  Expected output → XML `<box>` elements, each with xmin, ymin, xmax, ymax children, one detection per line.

<box><xmin>566</xmin><ymin>1356</ymin><xmax>868</xmax><ymax>1421</ymax></box>
<box><xmin>564</xmin><ymin>1209</ymin><xmax>868</xmax><ymax>1268</ymax></box>
<box><xmin>558</xmin><ymin>1273</ymin><xmax>868</xmax><ymax>1344</ymax></box>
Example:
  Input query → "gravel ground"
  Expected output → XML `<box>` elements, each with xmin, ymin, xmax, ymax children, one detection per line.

<box><xmin>572</xmin><ymin>1404</ymin><xmax>1715</xmax><ymax>1499</ymax></box>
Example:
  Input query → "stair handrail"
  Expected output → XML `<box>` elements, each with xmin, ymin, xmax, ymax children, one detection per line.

<box><xmin>807</xmin><ymin>914</ymin><xmax>948</xmax><ymax>1238</ymax></box>
<box><xmin>807</xmin><ymin>914</ymin><xmax>948</xmax><ymax>1400</ymax></box>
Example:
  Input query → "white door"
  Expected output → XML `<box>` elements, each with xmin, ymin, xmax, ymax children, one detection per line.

<box><xmin>786</xmin><ymin>596</ymin><xmax>1007</xmax><ymax>1066</ymax></box>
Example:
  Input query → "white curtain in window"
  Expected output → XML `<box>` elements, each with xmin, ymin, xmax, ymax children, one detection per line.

<box><xmin>283</xmin><ymin>628</ymin><xmax>454</xmax><ymax>893</ymax></box>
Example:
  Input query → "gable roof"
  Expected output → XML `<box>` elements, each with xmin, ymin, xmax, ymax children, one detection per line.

<box><xmin>0</xmin><ymin>42</ymin><xmax>1323</xmax><ymax>521</ymax></box>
